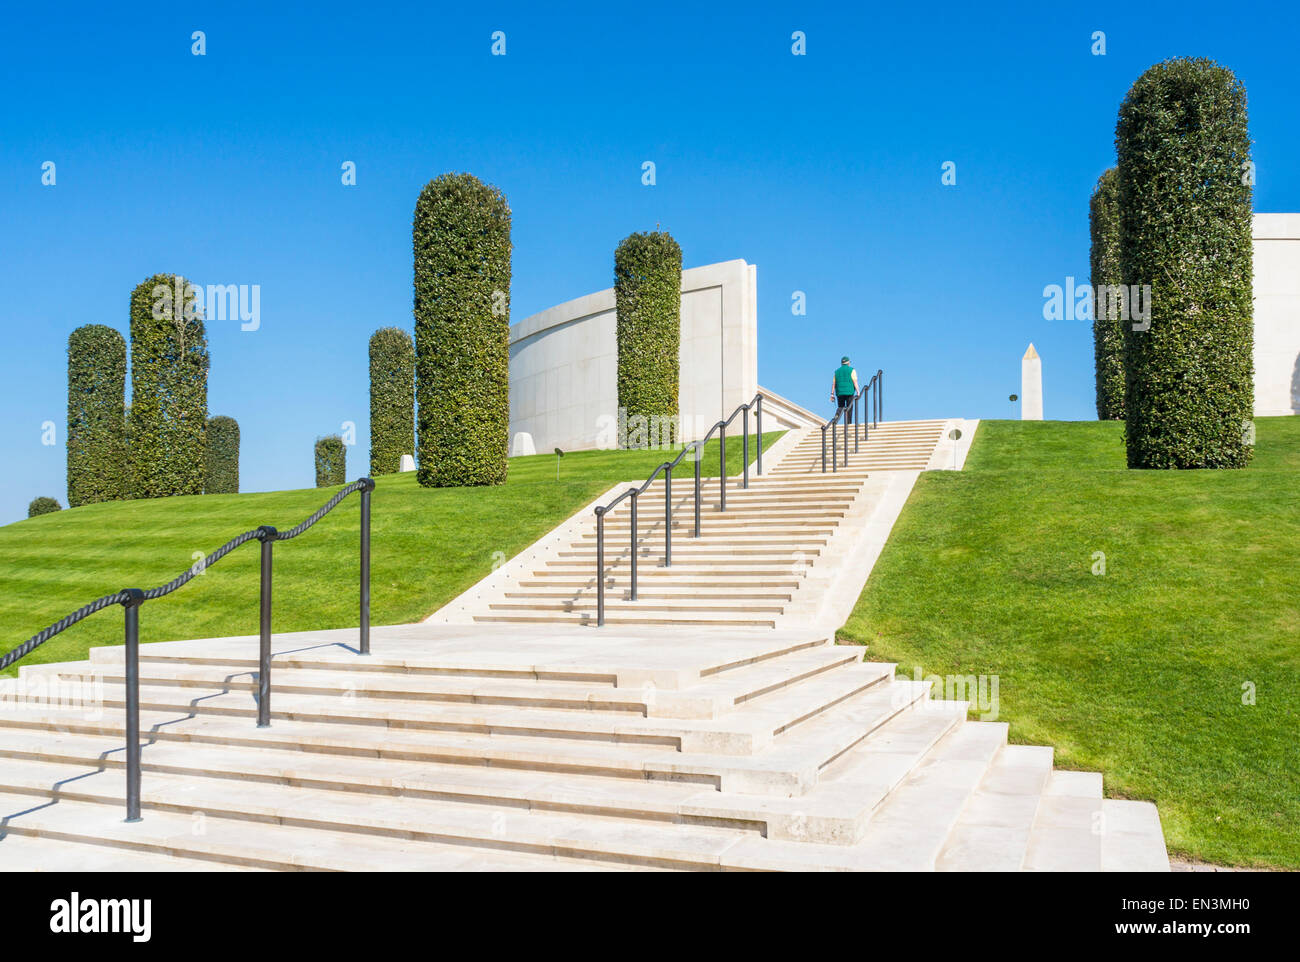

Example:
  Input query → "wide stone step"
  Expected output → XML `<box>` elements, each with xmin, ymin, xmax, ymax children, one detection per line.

<box><xmin>43</xmin><ymin>644</ymin><xmax>861</xmax><ymax>723</ymax></box>
<box><xmin>0</xmin><ymin>677</ymin><xmax>932</xmax><ymax>797</ymax></box>
<box><xmin>1022</xmin><ymin>773</ymin><xmax>1168</xmax><ymax>871</ymax></box>
<box><xmin>544</xmin><ymin>556</ymin><xmax>814</xmax><ymax>567</ymax></box>
<box><xmin>41</xmin><ymin>660</ymin><xmax>648</xmax><ymax>715</ymax></box>
<box><xmin>0</xmin><ymin>829</ymin><xmax>263</xmax><ymax>872</ymax></box>
<box><xmin>473</xmin><ymin>612</ymin><xmax>781</xmax><ymax>628</ymax></box>
<box><xmin>487</xmin><ymin>601</ymin><xmax>788</xmax><ymax>614</ymax></box>
<box><xmin>0</xmin><ymin>789</ymin><xmax>650</xmax><ymax>871</ymax></box>
<box><xmin>515</xmin><ymin>584</ymin><xmax>804</xmax><ymax>598</ymax></box>
<box><xmin>0</xmin><ymin>681</ymin><xmax>939</xmax><ymax>851</ymax></box>
<box><xmin>821</xmin><ymin>720</ymin><xmax>1009</xmax><ymax>870</ymax></box>
<box><xmin>935</xmin><ymin>743</ymin><xmax>1054</xmax><ymax>871</ymax></box>
<box><xmin>575</xmin><ymin>533</ymin><xmax>833</xmax><ymax>546</ymax></box>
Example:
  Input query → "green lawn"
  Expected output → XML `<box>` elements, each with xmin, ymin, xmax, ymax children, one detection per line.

<box><xmin>841</xmin><ymin>417</ymin><xmax>1300</xmax><ymax>870</ymax></box>
<box><xmin>1</xmin><ymin>433</ymin><xmax>781</xmax><ymax>676</ymax></box>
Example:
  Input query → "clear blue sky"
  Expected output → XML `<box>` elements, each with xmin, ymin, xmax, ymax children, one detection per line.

<box><xmin>1</xmin><ymin>0</ymin><xmax>1296</xmax><ymax>523</ymax></box>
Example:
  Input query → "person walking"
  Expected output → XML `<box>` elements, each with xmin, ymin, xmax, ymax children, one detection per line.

<box><xmin>831</xmin><ymin>356</ymin><xmax>859</xmax><ymax>423</ymax></box>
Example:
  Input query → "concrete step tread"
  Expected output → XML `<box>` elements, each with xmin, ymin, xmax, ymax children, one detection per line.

<box><xmin>24</xmin><ymin>667</ymin><xmax>885</xmax><ymax>753</ymax></box>
<box><xmin>0</xmin><ymin>679</ymin><xmax>935</xmax><ymax>796</ymax></box>
<box><xmin>935</xmin><ymin>742</ymin><xmax>1054</xmax><ymax>871</ymax></box>
<box><xmin>0</xmin><ymin>767</ymin><xmax>760</xmax><ymax>869</ymax></box>
<box><xmin>0</xmin><ymin>828</ymin><xmax>263</xmax><ymax>872</ymax></box>
<box><xmin>0</xmin><ymin>791</ymin><xmax>645</xmax><ymax>871</ymax></box>
<box><xmin>845</xmin><ymin>720</ymin><xmax>1009</xmax><ymax>870</ymax></box>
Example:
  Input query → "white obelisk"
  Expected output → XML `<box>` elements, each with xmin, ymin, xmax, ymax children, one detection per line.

<box><xmin>1021</xmin><ymin>343</ymin><xmax>1043</xmax><ymax>420</ymax></box>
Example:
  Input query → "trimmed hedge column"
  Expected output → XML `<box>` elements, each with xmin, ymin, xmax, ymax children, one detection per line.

<box><xmin>129</xmin><ymin>274</ymin><xmax>210</xmax><ymax>496</ymax></box>
<box><xmin>204</xmin><ymin>415</ymin><xmax>240</xmax><ymax>494</ymax></box>
<box><xmin>368</xmin><ymin>327</ymin><xmax>416</xmax><ymax>475</ymax></box>
<box><xmin>1116</xmin><ymin>58</ymin><xmax>1254</xmax><ymax>468</ymax></box>
<box><xmin>615</xmin><ymin>231</ymin><xmax>682</xmax><ymax>447</ymax></box>
<box><xmin>66</xmin><ymin>324</ymin><xmax>128</xmax><ymax>506</ymax></box>
<box><xmin>28</xmin><ymin>497</ymin><xmax>62</xmax><ymax>517</ymax></box>
<box><xmin>412</xmin><ymin>173</ymin><xmax>511</xmax><ymax>487</ymax></box>
<box><xmin>315</xmin><ymin>435</ymin><xmax>346</xmax><ymax>488</ymax></box>
<box><xmin>1089</xmin><ymin>168</ymin><xmax>1126</xmax><ymax>421</ymax></box>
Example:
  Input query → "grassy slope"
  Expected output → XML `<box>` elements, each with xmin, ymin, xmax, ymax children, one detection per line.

<box><xmin>840</xmin><ymin>417</ymin><xmax>1300</xmax><ymax>869</ymax></box>
<box><xmin>0</xmin><ymin>432</ymin><xmax>782</xmax><ymax>676</ymax></box>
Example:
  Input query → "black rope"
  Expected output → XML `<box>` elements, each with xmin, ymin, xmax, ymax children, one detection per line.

<box><xmin>0</xmin><ymin>479</ymin><xmax>373</xmax><ymax>673</ymax></box>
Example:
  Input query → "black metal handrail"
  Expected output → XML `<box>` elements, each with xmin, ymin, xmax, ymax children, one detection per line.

<box><xmin>0</xmin><ymin>477</ymin><xmax>376</xmax><ymax>822</ymax></box>
<box><xmin>821</xmin><ymin>368</ymin><xmax>883</xmax><ymax>472</ymax></box>
<box><xmin>592</xmin><ymin>392</ymin><xmax>764</xmax><ymax>626</ymax></box>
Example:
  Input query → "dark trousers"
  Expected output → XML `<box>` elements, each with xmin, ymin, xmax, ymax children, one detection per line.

<box><xmin>836</xmin><ymin>394</ymin><xmax>854</xmax><ymax>424</ymax></box>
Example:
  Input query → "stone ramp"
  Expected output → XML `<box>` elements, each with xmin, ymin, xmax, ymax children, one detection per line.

<box><xmin>0</xmin><ymin>624</ymin><xmax>1168</xmax><ymax>871</ymax></box>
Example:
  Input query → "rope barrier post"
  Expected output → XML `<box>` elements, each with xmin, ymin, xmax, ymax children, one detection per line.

<box><xmin>359</xmin><ymin>479</ymin><xmax>373</xmax><ymax>656</ymax></box>
<box><xmin>595</xmin><ymin>508</ymin><xmax>606</xmax><ymax>626</ymax></box>
<box><xmin>120</xmin><ymin>588</ymin><xmax>144</xmax><ymax>823</ymax></box>
<box><xmin>755</xmin><ymin>394</ymin><xmax>763</xmax><ymax>476</ymax></box>
<box><xmin>664</xmin><ymin>467</ymin><xmax>672</xmax><ymax>567</ymax></box>
<box><xmin>742</xmin><ymin>406</ymin><xmax>750</xmax><ymax>490</ymax></box>
<box><xmin>256</xmin><ymin>526</ymin><xmax>277</xmax><ymax>728</ymax></box>
<box><xmin>693</xmin><ymin>443</ymin><xmax>702</xmax><ymax>538</ymax></box>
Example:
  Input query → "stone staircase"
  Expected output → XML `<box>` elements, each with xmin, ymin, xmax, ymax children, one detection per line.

<box><xmin>449</xmin><ymin>420</ymin><xmax>951</xmax><ymax>629</ymax></box>
<box><xmin>0</xmin><ymin>415</ymin><xmax>1169</xmax><ymax>871</ymax></box>
<box><xmin>0</xmin><ymin>625</ymin><xmax>1168</xmax><ymax>871</ymax></box>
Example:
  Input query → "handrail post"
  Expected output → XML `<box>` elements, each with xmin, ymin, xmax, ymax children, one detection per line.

<box><xmin>877</xmin><ymin>370</ymin><xmax>883</xmax><ymax>426</ymax></box>
<box><xmin>693</xmin><ymin>443</ymin><xmax>702</xmax><ymax>537</ymax></box>
<box><xmin>719</xmin><ymin>423</ymin><xmax>727</xmax><ymax>512</ymax></box>
<box><xmin>359</xmin><ymin>479</ymin><xmax>373</xmax><ymax>655</ymax></box>
<box><xmin>855</xmin><ymin>391</ymin><xmax>860</xmax><ymax>452</ymax></box>
<box><xmin>821</xmin><ymin>426</ymin><xmax>827</xmax><ymax>473</ymax></box>
<box><xmin>256</xmin><ymin>525</ymin><xmax>277</xmax><ymax>727</ymax></box>
<box><xmin>120</xmin><ymin>588</ymin><xmax>144</xmax><ymax>823</ymax></box>
<box><xmin>755</xmin><ymin>394</ymin><xmax>763</xmax><ymax>476</ymax></box>
<box><xmin>844</xmin><ymin>406</ymin><xmax>850</xmax><ymax>464</ymax></box>
<box><xmin>629</xmin><ymin>493</ymin><xmax>638</xmax><ymax>600</ymax></box>
<box><xmin>742</xmin><ymin>406</ymin><xmax>750</xmax><ymax>489</ymax></box>
<box><xmin>595</xmin><ymin>508</ymin><xmax>606</xmax><ymax>626</ymax></box>
<box><xmin>832</xmin><ymin>419</ymin><xmax>838</xmax><ymax>472</ymax></box>
<box><xmin>663</xmin><ymin>467</ymin><xmax>672</xmax><ymax>567</ymax></box>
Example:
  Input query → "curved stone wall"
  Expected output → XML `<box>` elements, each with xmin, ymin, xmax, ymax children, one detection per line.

<box><xmin>508</xmin><ymin>259</ymin><xmax>760</xmax><ymax>453</ymax></box>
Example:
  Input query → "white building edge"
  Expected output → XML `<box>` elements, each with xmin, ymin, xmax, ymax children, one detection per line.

<box><xmin>508</xmin><ymin>259</ymin><xmax>819</xmax><ymax>455</ymax></box>
<box><xmin>1253</xmin><ymin>213</ymin><xmax>1300</xmax><ymax>417</ymax></box>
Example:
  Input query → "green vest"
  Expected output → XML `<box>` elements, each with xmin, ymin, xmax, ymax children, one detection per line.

<box><xmin>834</xmin><ymin>364</ymin><xmax>856</xmax><ymax>396</ymax></box>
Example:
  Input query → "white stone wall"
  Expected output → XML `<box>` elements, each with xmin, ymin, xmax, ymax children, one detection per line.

<box><xmin>1253</xmin><ymin>214</ymin><xmax>1300</xmax><ymax>417</ymax></box>
<box><xmin>508</xmin><ymin>259</ymin><xmax>760</xmax><ymax>453</ymax></box>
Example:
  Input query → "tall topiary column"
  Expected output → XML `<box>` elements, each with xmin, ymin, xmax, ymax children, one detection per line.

<box><xmin>1089</xmin><ymin>168</ymin><xmax>1126</xmax><ymax>421</ymax></box>
<box><xmin>412</xmin><ymin>173</ymin><xmax>511</xmax><ymax>487</ymax></box>
<box><xmin>129</xmin><ymin>273</ymin><xmax>210</xmax><ymax>496</ymax></box>
<box><xmin>315</xmin><ymin>435</ymin><xmax>346</xmax><ymax>487</ymax></box>
<box><xmin>66</xmin><ymin>324</ymin><xmax>128</xmax><ymax>506</ymax></box>
<box><xmin>615</xmin><ymin>231</ymin><xmax>682</xmax><ymax>448</ymax></box>
<box><xmin>204</xmin><ymin>415</ymin><xmax>240</xmax><ymax>494</ymax></box>
<box><xmin>1116</xmin><ymin>58</ymin><xmax>1254</xmax><ymax>468</ymax></box>
<box><xmin>368</xmin><ymin>327</ymin><xmax>416</xmax><ymax>475</ymax></box>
